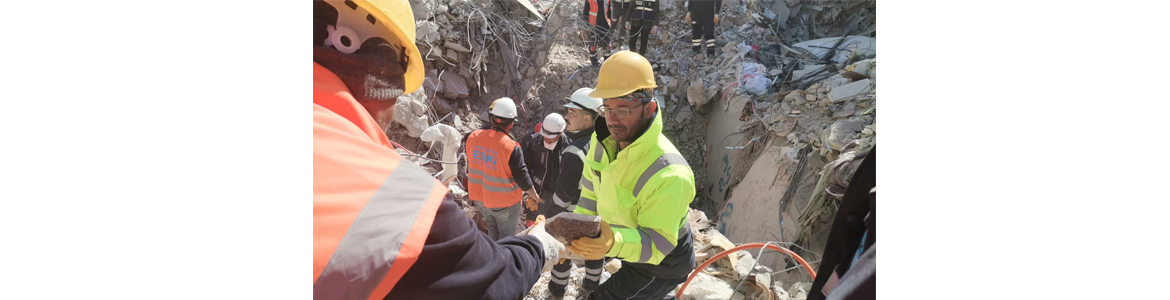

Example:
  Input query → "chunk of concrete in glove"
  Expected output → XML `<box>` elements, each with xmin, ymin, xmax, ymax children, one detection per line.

<box><xmin>544</xmin><ymin>212</ymin><xmax>602</xmax><ymax>245</ymax></box>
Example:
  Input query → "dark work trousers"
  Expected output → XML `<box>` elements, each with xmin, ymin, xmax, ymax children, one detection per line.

<box><xmin>588</xmin><ymin>24</ymin><xmax>612</xmax><ymax>65</ymax></box>
<box><xmin>584</xmin><ymin>262</ymin><xmax>686</xmax><ymax>300</ymax></box>
<box><xmin>690</xmin><ymin>15</ymin><xmax>716</xmax><ymax>56</ymax></box>
<box><xmin>549</xmin><ymin>259</ymin><xmax>606</xmax><ymax>296</ymax></box>
<box><xmin>628</xmin><ymin>19</ymin><xmax>653</xmax><ymax>55</ymax></box>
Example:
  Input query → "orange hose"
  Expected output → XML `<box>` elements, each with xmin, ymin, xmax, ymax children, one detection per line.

<box><xmin>676</xmin><ymin>243</ymin><xmax>816</xmax><ymax>296</ymax></box>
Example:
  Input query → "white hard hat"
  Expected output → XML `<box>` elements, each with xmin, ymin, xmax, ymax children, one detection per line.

<box><xmin>489</xmin><ymin>97</ymin><xmax>518</xmax><ymax>119</ymax></box>
<box><xmin>565</xmin><ymin>88</ymin><xmax>603</xmax><ymax>114</ymax></box>
<box><xmin>541</xmin><ymin>113</ymin><xmax>566</xmax><ymax>138</ymax></box>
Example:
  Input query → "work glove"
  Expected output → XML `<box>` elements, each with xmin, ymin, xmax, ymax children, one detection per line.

<box><xmin>567</xmin><ymin>220</ymin><xmax>614</xmax><ymax>260</ymax></box>
<box><xmin>713</xmin><ymin>14</ymin><xmax>720</xmax><ymax>24</ymax></box>
<box><xmin>523</xmin><ymin>215</ymin><xmax>566</xmax><ymax>272</ymax></box>
<box><xmin>525</xmin><ymin>196</ymin><xmax>540</xmax><ymax>211</ymax></box>
<box><xmin>524</xmin><ymin>190</ymin><xmax>541</xmax><ymax>211</ymax></box>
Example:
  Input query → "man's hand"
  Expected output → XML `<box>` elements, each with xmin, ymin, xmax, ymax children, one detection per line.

<box><xmin>524</xmin><ymin>188</ymin><xmax>541</xmax><ymax>211</ymax></box>
<box><xmin>686</xmin><ymin>13</ymin><xmax>691</xmax><ymax>24</ymax></box>
<box><xmin>567</xmin><ymin>220</ymin><xmax>614</xmax><ymax>260</ymax></box>
<box><xmin>713</xmin><ymin>14</ymin><xmax>720</xmax><ymax>24</ymax></box>
<box><xmin>524</xmin><ymin>215</ymin><xmax>566</xmax><ymax>272</ymax></box>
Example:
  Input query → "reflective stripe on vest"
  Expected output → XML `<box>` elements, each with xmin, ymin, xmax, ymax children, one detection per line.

<box><xmin>632</xmin><ymin>153</ymin><xmax>689</xmax><ymax>198</ymax></box>
<box><xmin>609</xmin><ymin>217</ymin><xmax>688</xmax><ymax>263</ymax></box>
<box><xmin>563</xmin><ymin>145</ymin><xmax>587</xmax><ymax>161</ymax></box>
<box><xmin>465</xmin><ymin>129</ymin><xmax>524</xmax><ymax>208</ymax></box>
<box><xmin>313</xmin><ymin>64</ymin><xmax>445</xmax><ymax>299</ymax></box>
<box><xmin>314</xmin><ymin>159</ymin><xmax>444</xmax><ymax>299</ymax></box>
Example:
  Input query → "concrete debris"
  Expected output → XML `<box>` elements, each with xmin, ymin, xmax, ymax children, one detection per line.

<box><xmin>826</xmin><ymin>118</ymin><xmax>864</xmax><ymax>151</ymax></box>
<box><xmin>682</xmin><ymin>273</ymin><xmax>735</xmax><ymax>300</ymax></box>
<box><xmin>444</xmin><ymin>41</ymin><xmax>471</xmax><ymax>53</ymax></box>
<box><xmin>440</xmin><ymin>72</ymin><xmax>469</xmax><ymax>99</ymax></box>
<box><xmin>832</xmin><ymin>102</ymin><xmax>855</xmax><ymax>118</ymax></box>
<box><xmin>393</xmin><ymin>89</ymin><xmax>431</xmax><ymax>138</ymax></box>
<box><xmin>792</xmin><ymin>36</ymin><xmax>876</xmax><ymax>64</ymax></box>
<box><xmin>415</xmin><ymin>20</ymin><xmax>441</xmax><ymax>44</ymax></box>
<box><xmin>688</xmin><ymin>77</ymin><xmax>714</xmax><ymax>107</ymax></box>
<box><xmin>828</xmin><ymin>79</ymin><xmax>871</xmax><ymax>103</ymax></box>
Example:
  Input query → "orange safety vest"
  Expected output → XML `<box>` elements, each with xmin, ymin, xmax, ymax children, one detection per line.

<box><xmin>464</xmin><ymin>128</ymin><xmax>525</xmax><ymax>208</ymax></box>
<box><xmin>588</xmin><ymin>0</ymin><xmax>610</xmax><ymax>25</ymax></box>
<box><xmin>313</xmin><ymin>62</ymin><xmax>445</xmax><ymax>299</ymax></box>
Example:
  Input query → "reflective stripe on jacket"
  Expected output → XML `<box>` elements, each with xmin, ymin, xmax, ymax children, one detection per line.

<box><xmin>465</xmin><ymin>128</ymin><xmax>525</xmax><ymax>207</ymax></box>
<box><xmin>574</xmin><ymin>107</ymin><xmax>696</xmax><ymax>269</ymax></box>
<box><xmin>313</xmin><ymin>62</ymin><xmax>445</xmax><ymax>299</ymax></box>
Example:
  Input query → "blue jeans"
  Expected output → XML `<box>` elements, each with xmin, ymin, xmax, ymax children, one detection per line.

<box><xmin>476</xmin><ymin>201</ymin><xmax>522</xmax><ymax>240</ymax></box>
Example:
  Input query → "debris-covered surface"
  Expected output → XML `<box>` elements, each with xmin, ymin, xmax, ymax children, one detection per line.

<box><xmin>524</xmin><ymin>209</ymin><xmax>814</xmax><ymax>300</ymax></box>
<box><xmin>388</xmin><ymin>0</ymin><xmax>876</xmax><ymax>297</ymax></box>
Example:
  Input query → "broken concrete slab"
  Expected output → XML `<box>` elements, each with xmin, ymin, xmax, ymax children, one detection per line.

<box><xmin>393</xmin><ymin>89</ymin><xmax>431</xmax><ymax>138</ymax></box>
<box><xmin>829</xmin><ymin>79</ymin><xmax>872</xmax><ymax>103</ymax></box>
<box><xmin>688</xmin><ymin>77</ymin><xmax>713</xmax><ymax>107</ymax></box>
<box><xmin>826</xmin><ymin>118</ymin><xmax>864</xmax><ymax>151</ymax></box>
<box><xmin>683</xmin><ymin>273</ymin><xmax>734</xmax><ymax>300</ymax></box>
<box><xmin>440</xmin><ymin>73</ymin><xmax>469</xmax><ymax>99</ymax></box>
<box><xmin>511</xmin><ymin>0</ymin><xmax>545</xmax><ymax>21</ymax></box>
<box><xmin>833</xmin><ymin>102</ymin><xmax>856</xmax><ymax>118</ymax></box>
<box><xmin>770</xmin><ymin>0</ymin><xmax>791</xmax><ymax>29</ymax></box>
<box><xmin>415</xmin><ymin>20</ymin><xmax>441</xmax><ymax>44</ymax></box>
<box><xmin>792</xmin><ymin>36</ymin><xmax>876</xmax><ymax>64</ymax></box>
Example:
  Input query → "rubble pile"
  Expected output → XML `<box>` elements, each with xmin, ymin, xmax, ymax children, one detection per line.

<box><xmin>524</xmin><ymin>209</ymin><xmax>815</xmax><ymax>300</ymax></box>
<box><xmin>388</xmin><ymin>0</ymin><xmax>876</xmax><ymax>296</ymax></box>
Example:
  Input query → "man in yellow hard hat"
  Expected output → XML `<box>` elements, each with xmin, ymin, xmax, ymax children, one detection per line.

<box><xmin>312</xmin><ymin>1</ymin><xmax>563</xmax><ymax>299</ymax></box>
<box><xmin>566</xmin><ymin>50</ymin><xmax>697</xmax><ymax>300</ymax></box>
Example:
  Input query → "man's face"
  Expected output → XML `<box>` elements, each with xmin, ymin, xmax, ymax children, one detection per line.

<box><xmin>360</xmin><ymin>98</ymin><xmax>398</xmax><ymax>132</ymax></box>
<box><xmin>543</xmin><ymin>135</ymin><xmax>559</xmax><ymax>144</ymax></box>
<box><xmin>564</xmin><ymin>107</ymin><xmax>594</xmax><ymax>132</ymax></box>
<box><xmin>601</xmin><ymin>98</ymin><xmax>654</xmax><ymax>143</ymax></box>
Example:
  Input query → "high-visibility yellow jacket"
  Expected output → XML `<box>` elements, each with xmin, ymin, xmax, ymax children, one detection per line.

<box><xmin>574</xmin><ymin>107</ymin><xmax>695</xmax><ymax>267</ymax></box>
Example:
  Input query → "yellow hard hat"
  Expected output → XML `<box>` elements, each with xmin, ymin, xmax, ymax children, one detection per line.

<box><xmin>589</xmin><ymin>51</ymin><xmax>658</xmax><ymax>99</ymax></box>
<box><xmin>324</xmin><ymin>0</ymin><xmax>425</xmax><ymax>94</ymax></box>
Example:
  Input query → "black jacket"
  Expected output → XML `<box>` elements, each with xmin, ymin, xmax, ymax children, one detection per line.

<box><xmin>520</xmin><ymin>132</ymin><xmax>569</xmax><ymax>204</ymax></box>
<box><xmin>547</xmin><ymin>128</ymin><xmax>595</xmax><ymax>217</ymax></box>
<box><xmin>385</xmin><ymin>193</ymin><xmax>547</xmax><ymax>299</ymax></box>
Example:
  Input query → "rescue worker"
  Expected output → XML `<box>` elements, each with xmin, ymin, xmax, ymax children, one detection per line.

<box><xmin>569</xmin><ymin>51</ymin><xmax>697</xmax><ymax>300</ymax></box>
<box><xmin>546</xmin><ymin>88</ymin><xmax>607</xmax><ymax>300</ymax></box>
<box><xmin>520</xmin><ymin>113</ymin><xmax>569</xmax><ymax>227</ymax></box>
<box><xmin>686</xmin><ymin>0</ymin><xmax>721</xmax><ymax>57</ymax></box>
<box><xmin>313</xmin><ymin>1</ymin><xmax>564</xmax><ymax>299</ymax></box>
<box><xmin>462</xmin><ymin>97</ymin><xmax>544</xmax><ymax>240</ymax></box>
<box><xmin>627</xmin><ymin>0</ymin><xmax>659</xmax><ymax>55</ymax></box>
<box><xmin>582</xmin><ymin>0</ymin><xmax>612</xmax><ymax>66</ymax></box>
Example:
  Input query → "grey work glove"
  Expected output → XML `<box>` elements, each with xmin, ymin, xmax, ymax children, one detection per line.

<box><xmin>521</xmin><ymin>215</ymin><xmax>566</xmax><ymax>272</ymax></box>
